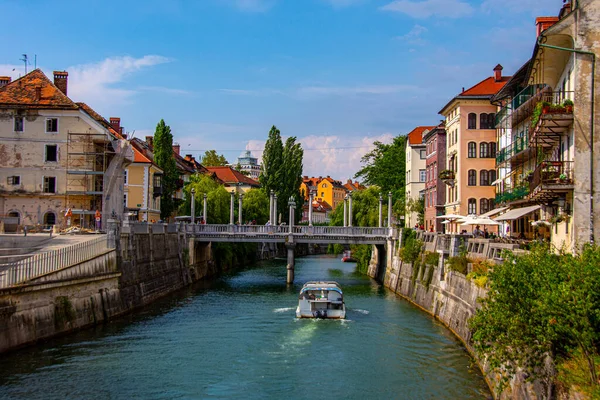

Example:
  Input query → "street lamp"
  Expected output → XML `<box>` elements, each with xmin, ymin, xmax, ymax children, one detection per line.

<box><xmin>190</xmin><ymin>188</ymin><xmax>196</xmax><ymax>224</ymax></box>
<box><xmin>288</xmin><ymin>195</ymin><xmax>296</xmax><ymax>233</ymax></box>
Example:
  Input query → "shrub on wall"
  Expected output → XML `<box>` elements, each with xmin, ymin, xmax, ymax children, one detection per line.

<box><xmin>399</xmin><ymin>236</ymin><xmax>423</xmax><ymax>264</ymax></box>
<box><xmin>424</xmin><ymin>251</ymin><xmax>440</xmax><ymax>267</ymax></box>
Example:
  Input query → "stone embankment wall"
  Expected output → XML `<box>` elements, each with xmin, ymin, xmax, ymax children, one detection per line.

<box><xmin>370</xmin><ymin>247</ymin><xmax>547</xmax><ymax>400</ymax></box>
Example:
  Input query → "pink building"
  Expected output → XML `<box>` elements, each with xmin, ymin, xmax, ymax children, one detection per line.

<box><xmin>423</xmin><ymin>123</ymin><xmax>447</xmax><ymax>232</ymax></box>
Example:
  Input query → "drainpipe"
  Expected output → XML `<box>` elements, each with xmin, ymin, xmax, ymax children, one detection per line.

<box><xmin>537</xmin><ymin>31</ymin><xmax>596</xmax><ymax>244</ymax></box>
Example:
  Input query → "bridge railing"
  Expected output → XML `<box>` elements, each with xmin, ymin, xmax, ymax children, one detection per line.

<box><xmin>184</xmin><ymin>224</ymin><xmax>392</xmax><ymax>237</ymax></box>
<box><xmin>0</xmin><ymin>236</ymin><xmax>109</xmax><ymax>289</ymax></box>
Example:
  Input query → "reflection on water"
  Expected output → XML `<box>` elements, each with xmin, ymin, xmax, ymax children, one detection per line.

<box><xmin>0</xmin><ymin>255</ymin><xmax>490</xmax><ymax>400</ymax></box>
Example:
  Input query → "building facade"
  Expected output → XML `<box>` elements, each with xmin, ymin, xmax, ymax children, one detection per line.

<box><xmin>423</xmin><ymin>123</ymin><xmax>446</xmax><ymax>232</ymax></box>
<box><xmin>0</xmin><ymin>70</ymin><xmax>131</xmax><ymax>230</ymax></box>
<box><xmin>439</xmin><ymin>66</ymin><xmax>509</xmax><ymax>232</ymax></box>
<box><xmin>236</xmin><ymin>150</ymin><xmax>261</xmax><ymax>180</ymax></box>
<box><xmin>405</xmin><ymin>126</ymin><xmax>434</xmax><ymax>228</ymax></box>
<box><xmin>206</xmin><ymin>166</ymin><xmax>260</xmax><ymax>193</ymax></box>
<box><xmin>493</xmin><ymin>0</ymin><xmax>600</xmax><ymax>250</ymax></box>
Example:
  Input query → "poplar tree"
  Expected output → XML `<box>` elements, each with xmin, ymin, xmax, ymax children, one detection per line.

<box><xmin>153</xmin><ymin>119</ymin><xmax>178</xmax><ymax>220</ymax></box>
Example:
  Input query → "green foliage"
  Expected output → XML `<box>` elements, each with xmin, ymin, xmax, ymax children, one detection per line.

<box><xmin>495</xmin><ymin>185</ymin><xmax>529</xmax><ymax>204</ymax></box>
<box><xmin>351</xmin><ymin>244</ymin><xmax>372</xmax><ymax>273</ymax></box>
<box><xmin>424</xmin><ymin>251</ymin><xmax>439</xmax><ymax>267</ymax></box>
<box><xmin>445</xmin><ymin>253</ymin><xmax>469</xmax><ymax>275</ymax></box>
<box><xmin>259</xmin><ymin>126</ymin><xmax>304</xmax><ymax>223</ymax></box>
<box><xmin>562</xmin><ymin>98</ymin><xmax>574</xmax><ymax>107</ymax></box>
<box><xmin>242</xmin><ymin>189</ymin><xmax>269</xmax><ymax>224</ymax></box>
<box><xmin>423</xmin><ymin>265</ymin><xmax>435</xmax><ymax>289</ymax></box>
<box><xmin>531</xmin><ymin>101</ymin><xmax>550</xmax><ymax>128</ymax></box>
<box><xmin>212</xmin><ymin>243</ymin><xmax>257</xmax><ymax>270</ymax></box>
<box><xmin>399</xmin><ymin>236</ymin><xmax>423</xmax><ymax>264</ymax></box>
<box><xmin>466</xmin><ymin>258</ymin><xmax>491</xmax><ymax>288</ymax></box>
<box><xmin>328</xmin><ymin>186</ymin><xmax>390</xmax><ymax>228</ymax></box>
<box><xmin>153</xmin><ymin>119</ymin><xmax>179</xmax><ymax>220</ymax></box>
<box><xmin>234</xmin><ymin>162</ymin><xmax>250</xmax><ymax>176</ymax></box>
<box><xmin>327</xmin><ymin>244</ymin><xmax>345</xmax><ymax>255</ymax></box>
<box><xmin>179</xmin><ymin>173</ymin><xmax>230</xmax><ymax>223</ymax></box>
<box><xmin>354</xmin><ymin>136</ymin><xmax>407</xmax><ymax>222</ymax></box>
<box><xmin>201</xmin><ymin>150</ymin><xmax>228</xmax><ymax>166</ymax></box>
<box><xmin>406</xmin><ymin>197</ymin><xmax>425</xmax><ymax>225</ymax></box>
<box><xmin>469</xmin><ymin>245</ymin><xmax>600</xmax><ymax>393</ymax></box>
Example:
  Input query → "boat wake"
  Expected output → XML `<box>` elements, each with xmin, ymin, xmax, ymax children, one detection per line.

<box><xmin>351</xmin><ymin>309</ymin><xmax>370</xmax><ymax>314</ymax></box>
<box><xmin>273</xmin><ymin>307</ymin><xmax>295</xmax><ymax>313</ymax></box>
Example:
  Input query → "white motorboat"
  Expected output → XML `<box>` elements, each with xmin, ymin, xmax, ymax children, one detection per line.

<box><xmin>295</xmin><ymin>281</ymin><xmax>346</xmax><ymax>319</ymax></box>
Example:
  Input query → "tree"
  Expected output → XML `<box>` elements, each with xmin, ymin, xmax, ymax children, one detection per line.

<box><xmin>201</xmin><ymin>150</ymin><xmax>228</xmax><ymax>166</ymax></box>
<box><xmin>242</xmin><ymin>189</ymin><xmax>269</xmax><ymax>224</ymax></box>
<box><xmin>354</xmin><ymin>136</ymin><xmax>407</xmax><ymax>223</ymax></box>
<box><xmin>406</xmin><ymin>197</ymin><xmax>425</xmax><ymax>225</ymax></box>
<box><xmin>469</xmin><ymin>245</ymin><xmax>600</xmax><ymax>395</ymax></box>
<box><xmin>179</xmin><ymin>173</ymin><xmax>230</xmax><ymax>223</ymax></box>
<box><xmin>259</xmin><ymin>126</ymin><xmax>303</xmax><ymax>224</ymax></box>
<box><xmin>153</xmin><ymin>119</ymin><xmax>179</xmax><ymax>220</ymax></box>
<box><xmin>234</xmin><ymin>162</ymin><xmax>250</xmax><ymax>176</ymax></box>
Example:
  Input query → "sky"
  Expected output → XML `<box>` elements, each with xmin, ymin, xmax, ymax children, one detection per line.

<box><xmin>1</xmin><ymin>0</ymin><xmax>563</xmax><ymax>180</ymax></box>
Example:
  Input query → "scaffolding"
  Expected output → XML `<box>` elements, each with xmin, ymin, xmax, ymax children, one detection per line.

<box><xmin>66</xmin><ymin>131</ymin><xmax>115</xmax><ymax>228</ymax></box>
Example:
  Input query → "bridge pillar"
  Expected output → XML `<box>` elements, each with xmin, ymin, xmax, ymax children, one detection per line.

<box><xmin>348</xmin><ymin>192</ymin><xmax>353</xmax><ymax>227</ymax></box>
<box><xmin>274</xmin><ymin>194</ymin><xmax>278</xmax><ymax>225</ymax></box>
<box><xmin>229</xmin><ymin>191</ymin><xmax>235</xmax><ymax>225</ymax></box>
<box><xmin>238</xmin><ymin>193</ymin><xmax>244</xmax><ymax>225</ymax></box>
<box><xmin>378</xmin><ymin>194</ymin><xmax>383</xmax><ymax>227</ymax></box>
<box><xmin>286</xmin><ymin>241</ymin><xmax>296</xmax><ymax>284</ymax></box>
<box><xmin>343</xmin><ymin>195</ymin><xmax>348</xmax><ymax>227</ymax></box>
<box><xmin>269</xmin><ymin>190</ymin><xmax>274</xmax><ymax>224</ymax></box>
<box><xmin>308</xmin><ymin>191</ymin><xmax>314</xmax><ymax>227</ymax></box>
<box><xmin>203</xmin><ymin>194</ymin><xmax>207</xmax><ymax>224</ymax></box>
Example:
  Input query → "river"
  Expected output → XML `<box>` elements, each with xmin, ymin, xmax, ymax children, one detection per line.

<box><xmin>0</xmin><ymin>255</ymin><xmax>490</xmax><ymax>399</ymax></box>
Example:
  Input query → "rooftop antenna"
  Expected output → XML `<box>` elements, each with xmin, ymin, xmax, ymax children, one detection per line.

<box><xmin>19</xmin><ymin>54</ymin><xmax>29</xmax><ymax>74</ymax></box>
<box><xmin>34</xmin><ymin>54</ymin><xmax>37</xmax><ymax>70</ymax></box>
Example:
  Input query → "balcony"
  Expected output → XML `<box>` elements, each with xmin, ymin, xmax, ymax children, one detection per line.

<box><xmin>495</xmin><ymin>84</ymin><xmax>546</xmax><ymax>128</ymax></box>
<box><xmin>529</xmin><ymin>98</ymin><xmax>574</xmax><ymax>150</ymax></box>
<box><xmin>528</xmin><ymin>161</ymin><xmax>574</xmax><ymax>202</ymax></box>
<box><xmin>439</xmin><ymin>170</ymin><xmax>455</xmax><ymax>187</ymax></box>
<box><xmin>496</xmin><ymin>131</ymin><xmax>531</xmax><ymax>166</ymax></box>
<box><xmin>495</xmin><ymin>185</ymin><xmax>529</xmax><ymax>205</ymax></box>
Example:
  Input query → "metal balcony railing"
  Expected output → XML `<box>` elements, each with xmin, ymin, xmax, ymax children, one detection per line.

<box><xmin>495</xmin><ymin>84</ymin><xmax>545</xmax><ymax>127</ymax></box>
<box><xmin>496</xmin><ymin>131</ymin><xmax>529</xmax><ymax>164</ymax></box>
<box><xmin>529</xmin><ymin>161</ymin><xmax>574</xmax><ymax>192</ymax></box>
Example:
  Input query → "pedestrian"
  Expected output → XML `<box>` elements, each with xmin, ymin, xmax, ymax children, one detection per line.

<box><xmin>95</xmin><ymin>209</ymin><xmax>101</xmax><ymax>232</ymax></box>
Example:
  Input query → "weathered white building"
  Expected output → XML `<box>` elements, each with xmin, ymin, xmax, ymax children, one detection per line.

<box><xmin>0</xmin><ymin>70</ymin><xmax>131</xmax><ymax>230</ymax></box>
<box><xmin>405</xmin><ymin>126</ymin><xmax>434</xmax><ymax>228</ymax></box>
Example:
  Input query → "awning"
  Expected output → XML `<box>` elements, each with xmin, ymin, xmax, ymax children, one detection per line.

<box><xmin>491</xmin><ymin>178</ymin><xmax>503</xmax><ymax>185</ymax></box>
<box><xmin>480</xmin><ymin>207</ymin><xmax>508</xmax><ymax>218</ymax></box>
<box><xmin>494</xmin><ymin>205</ymin><xmax>541</xmax><ymax>221</ymax></box>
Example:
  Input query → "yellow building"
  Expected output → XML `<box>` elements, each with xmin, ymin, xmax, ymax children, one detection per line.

<box><xmin>125</xmin><ymin>138</ymin><xmax>163</xmax><ymax>222</ymax></box>
<box><xmin>300</xmin><ymin>176</ymin><xmax>346</xmax><ymax>210</ymax></box>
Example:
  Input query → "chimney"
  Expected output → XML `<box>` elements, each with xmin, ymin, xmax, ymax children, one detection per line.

<box><xmin>536</xmin><ymin>17</ymin><xmax>559</xmax><ymax>37</ymax></box>
<box><xmin>53</xmin><ymin>71</ymin><xmax>68</xmax><ymax>95</ymax></box>
<box><xmin>493</xmin><ymin>64</ymin><xmax>503</xmax><ymax>82</ymax></box>
<box><xmin>110</xmin><ymin>117</ymin><xmax>121</xmax><ymax>133</ymax></box>
<box><xmin>303</xmin><ymin>175</ymin><xmax>308</xmax><ymax>180</ymax></box>
<box><xmin>172</xmin><ymin>143</ymin><xmax>180</xmax><ymax>155</ymax></box>
<box><xmin>0</xmin><ymin>76</ymin><xmax>11</xmax><ymax>87</ymax></box>
<box><xmin>35</xmin><ymin>87</ymin><xmax>42</xmax><ymax>101</ymax></box>
<box><xmin>145</xmin><ymin>136</ymin><xmax>154</xmax><ymax>147</ymax></box>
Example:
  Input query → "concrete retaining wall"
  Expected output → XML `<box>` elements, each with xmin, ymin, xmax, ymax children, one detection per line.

<box><xmin>370</xmin><ymin>248</ymin><xmax>547</xmax><ymax>399</ymax></box>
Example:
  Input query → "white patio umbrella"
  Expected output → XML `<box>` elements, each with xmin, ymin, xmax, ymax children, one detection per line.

<box><xmin>461</xmin><ymin>216</ymin><xmax>502</xmax><ymax>226</ymax></box>
<box><xmin>436</xmin><ymin>214</ymin><xmax>465</xmax><ymax>233</ymax></box>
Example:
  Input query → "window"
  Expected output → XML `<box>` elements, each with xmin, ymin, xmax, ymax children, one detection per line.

<box><xmin>44</xmin><ymin>212</ymin><xmax>56</xmax><ymax>226</ymax></box>
<box><xmin>45</xmin><ymin>144</ymin><xmax>58</xmax><ymax>162</ymax></box>
<box><xmin>321</xmin><ymin>192</ymin><xmax>324</xmax><ymax>198</ymax></box>
<box><xmin>124</xmin><ymin>169</ymin><xmax>128</xmax><ymax>185</ymax></box>
<box><xmin>490</xmin><ymin>142</ymin><xmax>497</xmax><ymax>158</ymax></box>
<box><xmin>468</xmin><ymin>198</ymin><xmax>477</xmax><ymax>214</ymax></box>
<box><xmin>43</xmin><ymin>176</ymin><xmax>56</xmax><ymax>193</ymax></box>
<box><xmin>420</xmin><ymin>149</ymin><xmax>426</xmax><ymax>159</ymax></box>
<box><xmin>46</xmin><ymin>118</ymin><xmax>58</xmax><ymax>133</ymax></box>
<box><xmin>468</xmin><ymin>170</ymin><xmax>477</xmax><ymax>186</ymax></box>
<box><xmin>489</xmin><ymin>169</ymin><xmax>497</xmax><ymax>185</ymax></box>
<box><xmin>124</xmin><ymin>193</ymin><xmax>128</xmax><ymax>208</ymax></box>
<box><xmin>7</xmin><ymin>176</ymin><xmax>20</xmax><ymax>185</ymax></box>
<box><xmin>480</xmin><ymin>198</ymin><xmax>490</xmax><ymax>214</ymax></box>
<box><xmin>419</xmin><ymin>169</ymin><xmax>426</xmax><ymax>182</ymax></box>
<box><xmin>480</xmin><ymin>170</ymin><xmax>490</xmax><ymax>186</ymax></box>
<box><xmin>480</xmin><ymin>113</ymin><xmax>495</xmax><ymax>129</ymax></box>
<box><xmin>480</xmin><ymin>142</ymin><xmax>489</xmax><ymax>158</ymax></box>
<box><xmin>468</xmin><ymin>113</ymin><xmax>477</xmax><ymax>129</ymax></box>
<box><xmin>322</xmin><ymin>183</ymin><xmax>328</xmax><ymax>188</ymax></box>
<box><xmin>14</xmin><ymin>116</ymin><xmax>24</xmax><ymax>132</ymax></box>
<box><xmin>489</xmin><ymin>198</ymin><xmax>495</xmax><ymax>209</ymax></box>
<box><xmin>468</xmin><ymin>142</ymin><xmax>477</xmax><ymax>158</ymax></box>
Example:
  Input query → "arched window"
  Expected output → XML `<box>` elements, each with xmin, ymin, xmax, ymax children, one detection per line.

<box><xmin>480</xmin><ymin>142</ymin><xmax>490</xmax><ymax>158</ymax></box>
<box><xmin>468</xmin><ymin>113</ymin><xmax>477</xmax><ymax>129</ymax></box>
<box><xmin>44</xmin><ymin>212</ymin><xmax>56</xmax><ymax>226</ymax></box>
<box><xmin>489</xmin><ymin>169</ymin><xmax>497</xmax><ymax>184</ymax></box>
<box><xmin>488</xmin><ymin>113</ymin><xmax>496</xmax><ymax>128</ymax></box>
<box><xmin>489</xmin><ymin>142</ymin><xmax>497</xmax><ymax>158</ymax></box>
<box><xmin>489</xmin><ymin>198</ymin><xmax>495</xmax><ymax>209</ymax></box>
<box><xmin>468</xmin><ymin>198</ymin><xmax>477</xmax><ymax>215</ymax></box>
<box><xmin>480</xmin><ymin>198</ymin><xmax>490</xmax><ymax>214</ymax></box>
<box><xmin>480</xmin><ymin>170</ymin><xmax>490</xmax><ymax>186</ymax></box>
<box><xmin>468</xmin><ymin>142</ymin><xmax>477</xmax><ymax>158</ymax></box>
<box><xmin>468</xmin><ymin>170</ymin><xmax>477</xmax><ymax>186</ymax></box>
<box><xmin>480</xmin><ymin>113</ymin><xmax>495</xmax><ymax>129</ymax></box>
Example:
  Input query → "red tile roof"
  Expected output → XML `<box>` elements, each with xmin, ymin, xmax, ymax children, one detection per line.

<box><xmin>407</xmin><ymin>126</ymin><xmax>435</xmax><ymax>145</ymax></box>
<box><xmin>460</xmin><ymin>76</ymin><xmax>511</xmax><ymax>96</ymax></box>
<box><xmin>206</xmin><ymin>166</ymin><xmax>260</xmax><ymax>187</ymax></box>
<box><xmin>0</xmin><ymin>69</ymin><xmax>78</xmax><ymax>109</ymax></box>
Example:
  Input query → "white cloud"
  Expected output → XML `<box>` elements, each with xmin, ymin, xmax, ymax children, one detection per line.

<box><xmin>0</xmin><ymin>64</ymin><xmax>27</xmax><ymax>80</ymax></box>
<box><xmin>380</xmin><ymin>0</ymin><xmax>474</xmax><ymax>19</ymax></box>
<box><xmin>67</xmin><ymin>55</ymin><xmax>171</xmax><ymax>106</ymax></box>
<box><xmin>481</xmin><ymin>0</ymin><xmax>559</xmax><ymax>15</ymax></box>
<box><xmin>396</xmin><ymin>24</ymin><xmax>428</xmax><ymax>45</ymax></box>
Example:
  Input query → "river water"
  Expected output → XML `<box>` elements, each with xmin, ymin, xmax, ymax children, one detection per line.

<box><xmin>0</xmin><ymin>255</ymin><xmax>490</xmax><ymax>399</ymax></box>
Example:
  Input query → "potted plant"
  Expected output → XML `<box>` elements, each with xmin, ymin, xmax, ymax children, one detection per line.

<box><xmin>559</xmin><ymin>173</ymin><xmax>568</xmax><ymax>182</ymax></box>
<box><xmin>563</xmin><ymin>99</ymin><xmax>574</xmax><ymax>113</ymax></box>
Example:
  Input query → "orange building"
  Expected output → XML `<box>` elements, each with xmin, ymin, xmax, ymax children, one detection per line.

<box><xmin>439</xmin><ymin>65</ymin><xmax>510</xmax><ymax>231</ymax></box>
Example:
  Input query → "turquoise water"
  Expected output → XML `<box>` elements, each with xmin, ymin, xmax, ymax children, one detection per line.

<box><xmin>0</xmin><ymin>255</ymin><xmax>490</xmax><ymax>399</ymax></box>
